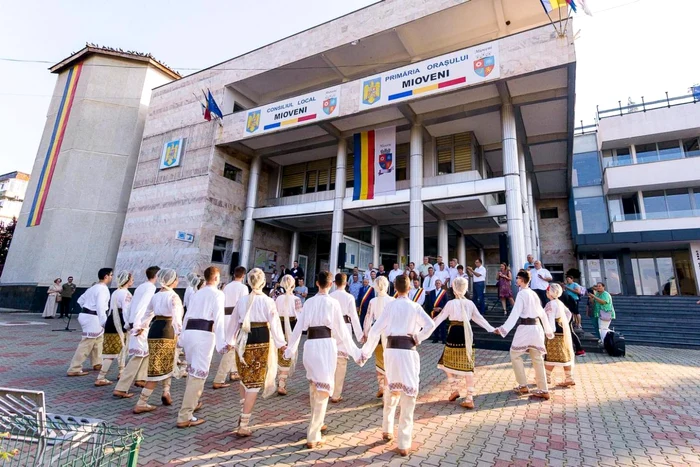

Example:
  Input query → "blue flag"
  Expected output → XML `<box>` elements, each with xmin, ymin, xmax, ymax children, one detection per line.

<box><xmin>207</xmin><ymin>90</ymin><xmax>223</xmax><ymax>119</ymax></box>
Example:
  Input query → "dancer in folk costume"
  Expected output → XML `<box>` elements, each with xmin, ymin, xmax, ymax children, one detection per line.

<box><xmin>329</xmin><ymin>273</ymin><xmax>363</xmax><ymax>403</ymax></box>
<box><xmin>133</xmin><ymin>269</ymin><xmax>184</xmax><ymax>413</ymax></box>
<box><xmin>95</xmin><ymin>271</ymin><xmax>133</xmax><ymax>386</ymax></box>
<box><xmin>176</xmin><ymin>266</ymin><xmax>227</xmax><ymax>428</ymax></box>
<box><xmin>432</xmin><ymin>277</ymin><xmax>495</xmax><ymax>409</ymax></box>
<box><xmin>213</xmin><ymin>266</ymin><xmax>248</xmax><ymax>388</ymax></box>
<box><xmin>113</xmin><ymin>266</ymin><xmax>160</xmax><ymax>398</ymax></box>
<box><xmin>284</xmin><ymin>271</ymin><xmax>361</xmax><ymax>449</ymax></box>
<box><xmin>227</xmin><ymin>268</ymin><xmax>287</xmax><ymax>437</ymax></box>
<box><xmin>183</xmin><ymin>272</ymin><xmax>199</xmax><ymax>315</ymax></box>
<box><xmin>275</xmin><ymin>274</ymin><xmax>302</xmax><ymax>396</ymax></box>
<box><xmin>543</xmin><ymin>283</ymin><xmax>576</xmax><ymax>388</ymax></box>
<box><xmin>496</xmin><ymin>270</ymin><xmax>555</xmax><ymax>400</ymax></box>
<box><xmin>363</xmin><ymin>276</ymin><xmax>394</xmax><ymax>398</ymax></box>
<box><xmin>360</xmin><ymin>275</ymin><xmax>436</xmax><ymax>457</ymax></box>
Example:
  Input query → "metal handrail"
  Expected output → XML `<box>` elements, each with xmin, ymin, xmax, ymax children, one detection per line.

<box><xmin>598</xmin><ymin>92</ymin><xmax>699</xmax><ymax>119</ymax></box>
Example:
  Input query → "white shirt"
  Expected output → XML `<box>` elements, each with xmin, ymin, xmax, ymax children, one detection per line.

<box><xmin>363</xmin><ymin>295</ymin><xmax>395</xmax><ymax>336</ymax></box>
<box><xmin>530</xmin><ymin>268</ymin><xmax>552</xmax><ymax>291</ymax></box>
<box><xmin>139</xmin><ymin>290</ymin><xmax>184</xmax><ymax>335</ymax></box>
<box><xmin>76</xmin><ymin>283</ymin><xmax>110</xmax><ymax>338</ymax></box>
<box><xmin>388</xmin><ymin>268</ymin><xmax>402</xmax><ymax>284</ymax></box>
<box><xmin>472</xmin><ymin>266</ymin><xmax>487</xmax><ymax>283</ymax></box>
<box><xmin>226</xmin><ymin>293</ymin><xmax>286</xmax><ymax>348</ymax></box>
<box><xmin>422</xmin><ymin>275</ymin><xmax>437</xmax><ymax>292</ymax></box>
<box><xmin>435</xmin><ymin>268</ymin><xmax>450</xmax><ymax>285</ymax></box>
<box><xmin>330</xmin><ymin>289</ymin><xmax>364</xmax><ymax>350</ymax></box>
<box><xmin>109</xmin><ymin>288</ymin><xmax>132</xmax><ymax>332</ymax></box>
<box><xmin>223</xmin><ymin>280</ymin><xmax>249</xmax><ymax>308</ymax></box>
<box><xmin>408</xmin><ymin>287</ymin><xmax>425</xmax><ymax>306</ymax></box>
<box><xmin>447</xmin><ymin>267</ymin><xmax>459</xmax><ymax>285</ymax></box>
<box><xmin>498</xmin><ymin>287</ymin><xmax>554</xmax><ymax>353</ymax></box>
<box><xmin>127</xmin><ymin>281</ymin><xmax>156</xmax><ymax>328</ymax></box>
<box><xmin>181</xmin><ymin>285</ymin><xmax>227</xmax><ymax>354</ymax></box>
<box><xmin>363</xmin><ymin>269</ymin><xmax>375</xmax><ymax>282</ymax></box>
<box><xmin>184</xmin><ymin>286</ymin><xmax>195</xmax><ymax>309</ymax></box>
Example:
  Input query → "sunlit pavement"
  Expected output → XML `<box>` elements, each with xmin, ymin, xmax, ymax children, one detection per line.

<box><xmin>2</xmin><ymin>313</ymin><xmax>700</xmax><ymax>466</ymax></box>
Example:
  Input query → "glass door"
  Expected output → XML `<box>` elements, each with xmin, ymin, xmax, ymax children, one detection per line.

<box><xmin>631</xmin><ymin>254</ymin><xmax>680</xmax><ymax>295</ymax></box>
<box><xmin>603</xmin><ymin>258</ymin><xmax>622</xmax><ymax>294</ymax></box>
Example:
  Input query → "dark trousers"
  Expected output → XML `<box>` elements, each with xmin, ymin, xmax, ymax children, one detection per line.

<box><xmin>473</xmin><ymin>282</ymin><xmax>485</xmax><ymax>315</ymax></box>
<box><xmin>59</xmin><ymin>297</ymin><xmax>72</xmax><ymax>317</ymax></box>
<box><xmin>533</xmin><ymin>288</ymin><xmax>549</xmax><ymax>307</ymax></box>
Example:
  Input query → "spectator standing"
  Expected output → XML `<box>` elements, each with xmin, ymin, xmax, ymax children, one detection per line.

<box><xmin>348</xmin><ymin>273</ymin><xmax>362</xmax><ymax>300</ymax></box>
<box><xmin>43</xmin><ymin>278</ymin><xmax>63</xmax><ymax>319</ymax></box>
<box><xmin>290</xmin><ymin>261</ymin><xmax>304</xmax><ymax>281</ymax></box>
<box><xmin>523</xmin><ymin>254</ymin><xmax>536</xmax><ymax>271</ymax></box>
<box><xmin>558</xmin><ymin>282</ymin><xmax>585</xmax><ymax>356</ymax></box>
<box><xmin>60</xmin><ymin>276</ymin><xmax>77</xmax><ymax>318</ymax></box>
<box><xmin>417</xmin><ymin>257</ymin><xmax>431</xmax><ymax>279</ymax></box>
<box><xmin>564</xmin><ymin>275</ymin><xmax>583</xmax><ymax>329</ymax></box>
<box><xmin>530</xmin><ymin>261</ymin><xmax>552</xmax><ymax>307</ymax></box>
<box><xmin>294</xmin><ymin>278</ymin><xmax>309</xmax><ymax>304</ymax></box>
<box><xmin>467</xmin><ymin>259</ymin><xmax>486</xmax><ymax>315</ymax></box>
<box><xmin>376</xmin><ymin>265</ymin><xmax>388</xmax><ymax>278</ymax></box>
<box><xmin>496</xmin><ymin>263</ymin><xmax>514</xmax><ymax>315</ymax></box>
<box><xmin>588</xmin><ymin>282</ymin><xmax>615</xmax><ymax>342</ymax></box>
<box><xmin>364</xmin><ymin>263</ymin><xmax>376</xmax><ymax>282</ymax></box>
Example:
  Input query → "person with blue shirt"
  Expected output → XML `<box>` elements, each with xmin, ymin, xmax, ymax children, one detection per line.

<box><xmin>564</xmin><ymin>275</ymin><xmax>583</xmax><ymax>329</ymax></box>
<box><xmin>523</xmin><ymin>254</ymin><xmax>536</xmax><ymax>271</ymax></box>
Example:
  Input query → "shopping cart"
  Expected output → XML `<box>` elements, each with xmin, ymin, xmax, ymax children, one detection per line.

<box><xmin>0</xmin><ymin>387</ymin><xmax>142</xmax><ymax>466</ymax></box>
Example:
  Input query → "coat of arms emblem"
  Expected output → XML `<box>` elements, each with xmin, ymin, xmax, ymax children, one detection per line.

<box><xmin>323</xmin><ymin>97</ymin><xmax>337</xmax><ymax>115</ymax></box>
<box><xmin>163</xmin><ymin>141</ymin><xmax>180</xmax><ymax>167</ymax></box>
<box><xmin>378</xmin><ymin>149</ymin><xmax>393</xmax><ymax>175</ymax></box>
<box><xmin>474</xmin><ymin>56</ymin><xmax>495</xmax><ymax>78</ymax></box>
<box><xmin>246</xmin><ymin>110</ymin><xmax>261</xmax><ymax>133</ymax></box>
<box><xmin>362</xmin><ymin>78</ymin><xmax>381</xmax><ymax>106</ymax></box>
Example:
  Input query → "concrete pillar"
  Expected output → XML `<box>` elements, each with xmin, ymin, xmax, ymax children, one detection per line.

<box><xmin>239</xmin><ymin>154</ymin><xmax>261</xmax><ymax>270</ymax></box>
<box><xmin>397</xmin><ymin>236</ymin><xmax>406</xmax><ymax>269</ymax></box>
<box><xmin>437</xmin><ymin>219</ymin><xmax>449</xmax><ymax>262</ymax></box>
<box><xmin>409</xmin><ymin>123</ymin><xmax>424</xmax><ymax>265</ymax></box>
<box><xmin>518</xmin><ymin>148</ymin><xmax>532</xmax><ymax>258</ymax></box>
<box><xmin>501</xmin><ymin>103</ymin><xmax>526</xmax><ymax>273</ymax></box>
<box><xmin>479</xmin><ymin>247</ymin><xmax>485</xmax><ymax>265</ymax></box>
<box><xmin>457</xmin><ymin>233</ymin><xmax>466</xmax><ymax>267</ymax></box>
<box><xmin>371</xmin><ymin>225</ymin><xmax>380</xmax><ymax>267</ymax></box>
<box><xmin>329</xmin><ymin>139</ymin><xmax>347</xmax><ymax>274</ymax></box>
<box><xmin>527</xmin><ymin>173</ymin><xmax>538</xmax><ymax>258</ymax></box>
<box><xmin>289</xmin><ymin>231</ymin><xmax>299</xmax><ymax>270</ymax></box>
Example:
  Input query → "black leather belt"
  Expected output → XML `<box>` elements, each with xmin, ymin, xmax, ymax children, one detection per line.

<box><xmin>154</xmin><ymin>316</ymin><xmax>172</xmax><ymax>321</ymax></box>
<box><xmin>81</xmin><ymin>308</ymin><xmax>97</xmax><ymax>316</ymax></box>
<box><xmin>386</xmin><ymin>335</ymin><xmax>416</xmax><ymax>350</ymax></box>
<box><xmin>224</xmin><ymin>306</ymin><xmax>234</xmax><ymax>316</ymax></box>
<box><xmin>308</xmin><ymin>326</ymin><xmax>332</xmax><ymax>339</ymax></box>
<box><xmin>343</xmin><ymin>315</ymin><xmax>351</xmax><ymax>324</ymax></box>
<box><xmin>519</xmin><ymin>318</ymin><xmax>539</xmax><ymax>325</ymax></box>
<box><xmin>186</xmin><ymin>319</ymin><xmax>214</xmax><ymax>332</ymax></box>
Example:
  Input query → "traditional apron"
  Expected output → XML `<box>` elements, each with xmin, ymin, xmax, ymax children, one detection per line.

<box><xmin>235</xmin><ymin>322</ymin><xmax>270</xmax><ymax>390</ymax></box>
<box><xmin>147</xmin><ymin>316</ymin><xmax>176</xmax><ymax>381</ymax></box>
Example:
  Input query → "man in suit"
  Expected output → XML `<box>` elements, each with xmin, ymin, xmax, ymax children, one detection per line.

<box><xmin>356</xmin><ymin>278</ymin><xmax>375</xmax><ymax>328</ymax></box>
<box><xmin>290</xmin><ymin>261</ymin><xmax>304</xmax><ymax>281</ymax></box>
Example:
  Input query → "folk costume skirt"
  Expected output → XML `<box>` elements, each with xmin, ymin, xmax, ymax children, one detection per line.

<box><xmin>102</xmin><ymin>308</ymin><xmax>124</xmax><ymax>358</ymax></box>
<box><xmin>437</xmin><ymin>321</ymin><xmax>476</xmax><ymax>376</ymax></box>
<box><xmin>235</xmin><ymin>322</ymin><xmax>270</xmax><ymax>390</ymax></box>
<box><xmin>544</xmin><ymin>318</ymin><xmax>574</xmax><ymax>366</ymax></box>
<box><xmin>147</xmin><ymin>316</ymin><xmax>176</xmax><ymax>382</ymax></box>
<box><xmin>278</xmin><ymin>317</ymin><xmax>296</xmax><ymax>369</ymax></box>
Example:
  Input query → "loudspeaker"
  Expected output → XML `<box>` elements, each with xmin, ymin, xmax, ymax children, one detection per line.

<box><xmin>230</xmin><ymin>252</ymin><xmax>240</xmax><ymax>275</ymax></box>
<box><xmin>498</xmin><ymin>233</ymin><xmax>509</xmax><ymax>265</ymax></box>
<box><xmin>338</xmin><ymin>242</ymin><xmax>347</xmax><ymax>269</ymax></box>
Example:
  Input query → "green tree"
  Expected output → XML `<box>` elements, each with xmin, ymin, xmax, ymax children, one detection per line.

<box><xmin>0</xmin><ymin>217</ymin><xmax>17</xmax><ymax>275</ymax></box>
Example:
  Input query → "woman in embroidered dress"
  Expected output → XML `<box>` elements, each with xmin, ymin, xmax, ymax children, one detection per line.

<box><xmin>133</xmin><ymin>269</ymin><xmax>184</xmax><ymax>414</ymax></box>
<box><xmin>497</xmin><ymin>262</ymin><xmax>514</xmax><ymax>315</ymax></box>
<box><xmin>226</xmin><ymin>268</ymin><xmax>287</xmax><ymax>437</ymax></box>
<box><xmin>544</xmin><ymin>283</ymin><xmax>575</xmax><ymax>388</ymax></box>
<box><xmin>433</xmin><ymin>277</ymin><xmax>495</xmax><ymax>409</ymax></box>
<box><xmin>362</xmin><ymin>276</ymin><xmax>394</xmax><ymax>398</ymax></box>
<box><xmin>42</xmin><ymin>278</ymin><xmax>62</xmax><ymax>318</ymax></box>
<box><xmin>275</xmin><ymin>274</ymin><xmax>302</xmax><ymax>395</ymax></box>
<box><xmin>95</xmin><ymin>271</ymin><xmax>133</xmax><ymax>386</ymax></box>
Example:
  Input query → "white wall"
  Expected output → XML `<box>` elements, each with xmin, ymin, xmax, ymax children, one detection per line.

<box><xmin>604</xmin><ymin>157</ymin><xmax>700</xmax><ymax>195</ymax></box>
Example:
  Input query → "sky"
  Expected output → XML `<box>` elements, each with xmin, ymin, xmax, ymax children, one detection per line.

<box><xmin>1</xmin><ymin>0</ymin><xmax>698</xmax><ymax>176</ymax></box>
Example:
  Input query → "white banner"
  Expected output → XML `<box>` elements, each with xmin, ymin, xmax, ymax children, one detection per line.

<box><xmin>243</xmin><ymin>86</ymin><xmax>341</xmax><ymax>136</ymax></box>
<box><xmin>374</xmin><ymin>126</ymin><xmax>396</xmax><ymax>196</ymax></box>
<box><xmin>359</xmin><ymin>41</ymin><xmax>499</xmax><ymax>111</ymax></box>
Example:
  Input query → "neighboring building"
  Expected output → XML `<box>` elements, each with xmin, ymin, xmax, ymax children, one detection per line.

<box><xmin>0</xmin><ymin>171</ymin><xmax>30</xmax><ymax>224</ymax></box>
<box><xmin>113</xmin><ymin>0</ymin><xmax>578</xmax><ymax>286</ymax></box>
<box><xmin>0</xmin><ymin>46</ymin><xmax>179</xmax><ymax>308</ymax></box>
<box><xmin>571</xmin><ymin>93</ymin><xmax>700</xmax><ymax>296</ymax></box>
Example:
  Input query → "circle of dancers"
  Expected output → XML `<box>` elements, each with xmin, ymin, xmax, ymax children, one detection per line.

<box><xmin>66</xmin><ymin>264</ymin><xmax>576</xmax><ymax>457</ymax></box>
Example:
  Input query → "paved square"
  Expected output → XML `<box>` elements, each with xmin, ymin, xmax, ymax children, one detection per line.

<box><xmin>2</xmin><ymin>313</ymin><xmax>700</xmax><ymax>466</ymax></box>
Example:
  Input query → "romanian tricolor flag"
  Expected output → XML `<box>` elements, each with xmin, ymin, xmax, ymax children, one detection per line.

<box><xmin>27</xmin><ymin>63</ymin><xmax>83</xmax><ymax>227</ymax></box>
<box><xmin>540</xmin><ymin>0</ymin><xmax>578</xmax><ymax>13</ymax></box>
<box><xmin>353</xmin><ymin>130</ymin><xmax>375</xmax><ymax>200</ymax></box>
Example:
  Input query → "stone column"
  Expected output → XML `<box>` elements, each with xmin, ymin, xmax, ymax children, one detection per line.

<box><xmin>371</xmin><ymin>225</ymin><xmax>380</xmax><ymax>267</ymax></box>
<box><xmin>329</xmin><ymin>139</ymin><xmax>347</xmax><ymax>274</ymax></box>
<box><xmin>409</xmin><ymin>123</ymin><xmax>424</xmax><ymax>265</ymax></box>
<box><xmin>518</xmin><ymin>148</ymin><xmax>532</xmax><ymax>258</ymax></box>
<box><xmin>397</xmin><ymin>236</ymin><xmax>406</xmax><ymax>269</ymax></box>
<box><xmin>437</xmin><ymin>219</ymin><xmax>449</xmax><ymax>262</ymax></box>
<box><xmin>527</xmin><ymin>175</ymin><xmax>538</xmax><ymax>257</ymax></box>
<box><xmin>457</xmin><ymin>233</ymin><xmax>466</xmax><ymax>267</ymax></box>
<box><xmin>239</xmin><ymin>154</ymin><xmax>261</xmax><ymax>270</ymax></box>
<box><xmin>501</xmin><ymin>103</ymin><xmax>526</xmax><ymax>273</ymax></box>
<box><xmin>289</xmin><ymin>231</ymin><xmax>299</xmax><ymax>269</ymax></box>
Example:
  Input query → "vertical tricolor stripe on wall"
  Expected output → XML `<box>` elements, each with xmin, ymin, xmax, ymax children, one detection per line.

<box><xmin>353</xmin><ymin>130</ymin><xmax>375</xmax><ymax>201</ymax></box>
<box><xmin>27</xmin><ymin>63</ymin><xmax>83</xmax><ymax>227</ymax></box>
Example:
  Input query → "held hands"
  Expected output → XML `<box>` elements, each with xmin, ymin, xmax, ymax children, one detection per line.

<box><xmin>546</xmin><ymin>333</ymin><xmax>554</xmax><ymax>340</ymax></box>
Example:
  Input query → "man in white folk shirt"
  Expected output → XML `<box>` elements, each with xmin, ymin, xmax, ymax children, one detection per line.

<box><xmin>388</xmin><ymin>263</ymin><xmax>402</xmax><ymax>294</ymax></box>
<box><xmin>176</xmin><ymin>266</ymin><xmax>227</xmax><ymax>428</ymax></box>
<box><xmin>435</xmin><ymin>262</ymin><xmax>450</xmax><ymax>286</ymax></box>
<box><xmin>433</xmin><ymin>255</ymin><xmax>444</xmax><ymax>273</ymax></box>
<box><xmin>495</xmin><ymin>269</ymin><xmax>555</xmax><ymax>400</ymax></box>
<box><xmin>329</xmin><ymin>273</ymin><xmax>364</xmax><ymax>404</ymax></box>
<box><xmin>467</xmin><ymin>259</ymin><xmax>487</xmax><ymax>315</ymax></box>
<box><xmin>360</xmin><ymin>275</ymin><xmax>436</xmax><ymax>457</ymax></box>
<box><xmin>284</xmin><ymin>271</ymin><xmax>361</xmax><ymax>449</ymax></box>
<box><xmin>364</xmin><ymin>263</ymin><xmax>376</xmax><ymax>282</ymax></box>
<box><xmin>447</xmin><ymin>258</ymin><xmax>459</xmax><ymax>286</ymax></box>
<box><xmin>422</xmin><ymin>267</ymin><xmax>437</xmax><ymax>295</ymax></box>
<box><xmin>530</xmin><ymin>260</ymin><xmax>552</xmax><ymax>307</ymax></box>
<box><xmin>113</xmin><ymin>266</ymin><xmax>160</xmax><ymax>398</ymax></box>
<box><xmin>67</xmin><ymin>268</ymin><xmax>113</xmax><ymax>376</ymax></box>
<box><xmin>212</xmin><ymin>266</ymin><xmax>248</xmax><ymax>389</ymax></box>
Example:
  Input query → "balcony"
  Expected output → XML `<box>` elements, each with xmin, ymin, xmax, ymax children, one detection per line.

<box><xmin>603</xmin><ymin>156</ymin><xmax>700</xmax><ymax>195</ymax></box>
<box><xmin>610</xmin><ymin>211</ymin><xmax>700</xmax><ymax>233</ymax></box>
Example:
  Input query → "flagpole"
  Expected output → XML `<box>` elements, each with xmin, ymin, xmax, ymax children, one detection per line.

<box><xmin>562</xmin><ymin>7</ymin><xmax>573</xmax><ymax>38</ymax></box>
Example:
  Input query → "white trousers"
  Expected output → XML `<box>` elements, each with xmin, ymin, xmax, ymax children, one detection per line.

<box><xmin>67</xmin><ymin>336</ymin><xmax>103</xmax><ymax>373</ymax></box>
<box><xmin>213</xmin><ymin>351</ymin><xmax>237</xmax><ymax>384</ymax></box>
<box><xmin>308</xmin><ymin>383</ymin><xmax>329</xmax><ymax>443</ymax></box>
<box><xmin>115</xmin><ymin>356</ymin><xmax>148</xmax><ymax>392</ymax></box>
<box><xmin>510</xmin><ymin>349</ymin><xmax>548</xmax><ymax>392</ymax></box>
<box><xmin>332</xmin><ymin>357</ymin><xmax>348</xmax><ymax>399</ymax></box>
<box><xmin>382</xmin><ymin>391</ymin><xmax>416</xmax><ymax>450</ymax></box>
<box><xmin>177</xmin><ymin>376</ymin><xmax>205</xmax><ymax>423</ymax></box>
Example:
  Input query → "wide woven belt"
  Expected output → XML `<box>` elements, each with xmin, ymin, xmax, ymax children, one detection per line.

<box><xmin>224</xmin><ymin>307</ymin><xmax>234</xmax><ymax>316</ymax></box>
<box><xmin>386</xmin><ymin>335</ymin><xmax>416</xmax><ymax>350</ymax></box>
<box><xmin>343</xmin><ymin>315</ymin><xmax>352</xmax><ymax>324</ymax></box>
<box><xmin>81</xmin><ymin>308</ymin><xmax>97</xmax><ymax>316</ymax></box>
<box><xmin>519</xmin><ymin>318</ymin><xmax>539</xmax><ymax>325</ymax></box>
<box><xmin>154</xmin><ymin>316</ymin><xmax>172</xmax><ymax>321</ymax></box>
<box><xmin>186</xmin><ymin>319</ymin><xmax>214</xmax><ymax>332</ymax></box>
<box><xmin>308</xmin><ymin>326</ymin><xmax>332</xmax><ymax>339</ymax></box>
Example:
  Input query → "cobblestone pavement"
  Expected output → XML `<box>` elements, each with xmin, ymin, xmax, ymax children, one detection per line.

<box><xmin>2</xmin><ymin>313</ymin><xmax>700</xmax><ymax>466</ymax></box>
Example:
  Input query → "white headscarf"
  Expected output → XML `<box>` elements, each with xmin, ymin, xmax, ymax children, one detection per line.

<box><xmin>186</xmin><ymin>272</ymin><xmax>200</xmax><ymax>289</ymax></box>
<box><xmin>157</xmin><ymin>268</ymin><xmax>178</xmax><ymax>289</ymax></box>
<box><xmin>452</xmin><ymin>276</ymin><xmax>474</xmax><ymax>366</ymax></box>
<box><xmin>111</xmin><ymin>271</ymin><xmax>132</xmax><ymax>364</ymax></box>
<box><xmin>279</xmin><ymin>274</ymin><xmax>298</xmax><ymax>376</ymax></box>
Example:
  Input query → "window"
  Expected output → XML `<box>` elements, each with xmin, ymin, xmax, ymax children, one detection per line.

<box><xmin>643</xmin><ymin>191</ymin><xmax>667</xmax><ymax>219</ymax></box>
<box><xmin>643</xmin><ymin>189</ymin><xmax>693</xmax><ymax>219</ymax></box>
<box><xmin>657</xmin><ymin>140</ymin><xmax>682</xmax><ymax>161</ymax></box>
<box><xmin>683</xmin><ymin>138</ymin><xmax>700</xmax><ymax>158</ymax></box>
<box><xmin>621</xmin><ymin>193</ymin><xmax>641</xmax><ymax>220</ymax></box>
<box><xmin>572</xmin><ymin>151</ymin><xmax>602</xmax><ymax>187</ymax></box>
<box><xmin>436</xmin><ymin>132</ymin><xmax>474</xmax><ymax>175</ymax></box>
<box><xmin>547</xmin><ymin>263</ymin><xmax>564</xmax><ymax>283</ymax></box>
<box><xmin>211</xmin><ymin>236</ymin><xmax>231</xmax><ymax>263</ymax></box>
<box><xmin>281</xmin><ymin>159</ymin><xmax>335</xmax><ymax>197</ymax></box>
<box><xmin>635</xmin><ymin>143</ymin><xmax>657</xmax><ymax>164</ymax></box>
<box><xmin>603</xmin><ymin>148</ymin><xmax>632</xmax><ymax>168</ymax></box>
<box><xmin>396</xmin><ymin>143</ymin><xmax>408</xmax><ymax>181</ymax></box>
<box><xmin>233</xmin><ymin>102</ymin><xmax>246</xmax><ymax>112</ymax></box>
<box><xmin>694</xmin><ymin>190</ymin><xmax>700</xmax><ymax>215</ymax></box>
<box><xmin>223</xmin><ymin>163</ymin><xmax>242</xmax><ymax>183</ymax></box>
<box><xmin>574</xmin><ymin>196</ymin><xmax>609</xmax><ymax>234</ymax></box>
<box><xmin>540</xmin><ymin>207</ymin><xmax>559</xmax><ymax>219</ymax></box>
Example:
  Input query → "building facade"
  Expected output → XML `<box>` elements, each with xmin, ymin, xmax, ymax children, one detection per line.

<box><xmin>0</xmin><ymin>46</ymin><xmax>179</xmax><ymax>307</ymax></box>
<box><xmin>114</xmin><ymin>0</ymin><xmax>578</xmax><ymax>286</ymax></box>
<box><xmin>0</xmin><ymin>171</ymin><xmax>29</xmax><ymax>224</ymax></box>
<box><xmin>571</xmin><ymin>94</ymin><xmax>700</xmax><ymax>295</ymax></box>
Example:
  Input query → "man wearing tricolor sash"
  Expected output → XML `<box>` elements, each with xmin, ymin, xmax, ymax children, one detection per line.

<box><xmin>356</xmin><ymin>278</ymin><xmax>375</xmax><ymax>328</ymax></box>
<box><xmin>430</xmin><ymin>280</ymin><xmax>449</xmax><ymax>344</ymax></box>
<box><xmin>409</xmin><ymin>279</ymin><xmax>425</xmax><ymax>308</ymax></box>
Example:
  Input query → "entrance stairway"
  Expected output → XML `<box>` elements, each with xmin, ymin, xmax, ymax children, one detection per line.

<box><xmin>577</xmin><ymin>295</ymin><xmax>700</xmax><ymax>349</ymax></box>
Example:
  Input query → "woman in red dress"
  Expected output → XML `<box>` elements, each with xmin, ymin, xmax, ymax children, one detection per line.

<box><xmin>497</xmin><ymin>263</ymin><xmax>514</xmax><ymax>315</ymax></box>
